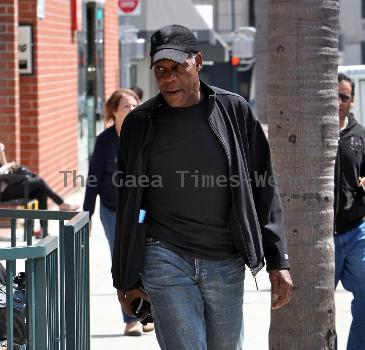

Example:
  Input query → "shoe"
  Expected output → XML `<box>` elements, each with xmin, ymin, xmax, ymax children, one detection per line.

<box><xmin>59</xmin><ymin>203</ymin><xmax>79</xmax><ymax>211</ymax></box>
<box><xmin>124</xmin><ymin>321</ymin><xmax>142</xmax><ymax>336</ymax></box>
<box><xmin>142</xmin><ymin>323</ymin><xmax>154</xmax><ymax>333</ymax></box>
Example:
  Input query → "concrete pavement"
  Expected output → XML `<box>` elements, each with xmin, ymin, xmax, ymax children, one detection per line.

<box><xmin>0</xmin><ymin>188</ymin><xmax>353</xmax><ymax>349</ymax></box>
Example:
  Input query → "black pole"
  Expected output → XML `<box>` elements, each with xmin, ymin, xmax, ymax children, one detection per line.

<box><xmin>249</xmin><ymin>0</ymin><xmax>255</xmax><ymax>26</ymax></box>
<box><xmin>231</xmin><ymin>0</ymin><xmax>235</xmax><ymax>31</ymax></box>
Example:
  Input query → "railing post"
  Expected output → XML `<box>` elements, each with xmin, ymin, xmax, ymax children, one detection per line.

<box><xmin>26</xmin><ymin>259</ymin><xmax>36</xmax><ymax>350</ymax></box>
<box><xmin>11</xmin><ymin>218</ymin><xmax>16</xmax><ymax>248</ymax></box>
<box><xmin>34</xmin><ymin>256</ymin><xmax>48</xmax><ymax>349</ymax></box>
<box><xmin>64</xmin><ymin>225</ymin><xmax>76</xmax><ymax>350</ymax></box>
<box><xmin>46</xmin><ymin>249</ymin><xmax>59</xmax><ymax>350</ymax></box>
<box><xmin>6</xmin><ymin>260</ymin><xmax>15</xmax><ymax>349</ymax></box>
<box><xmin>59</xmin><ymin>221</ymin><xmax>66</xmax><ymax>350</ymax></box>
<box><xmin>84</xmin><ymin>225</ymin><xmax>91</xmax><ymax>350</ymax></box>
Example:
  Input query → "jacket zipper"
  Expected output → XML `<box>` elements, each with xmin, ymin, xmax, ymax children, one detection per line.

<box><xmin>207</xmin><ymin>105</ymin><xmax>258</xmax><ymax>289</ymax></box>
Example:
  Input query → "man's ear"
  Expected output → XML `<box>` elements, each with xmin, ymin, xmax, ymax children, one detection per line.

<box><xmin>195</xmin><ymin>52</ymin><xmax>203</xmax><ymax>71</ymax></box>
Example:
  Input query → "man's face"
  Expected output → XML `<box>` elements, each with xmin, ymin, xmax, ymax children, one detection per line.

<box><xmin>153</xmin><ymin>53</ymin><xmax>202</xmax><ymax>108</ymax></box>
<box><xmin>338</xmin><ymin>80</ymin><xmax>353</xmax><ymax>120</ymax></box>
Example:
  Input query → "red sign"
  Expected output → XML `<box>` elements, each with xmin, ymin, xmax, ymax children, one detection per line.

<box><xmin>118</xmin><ymin>0</ymin><xmax>139</xmax><ymax>14</ymax></box>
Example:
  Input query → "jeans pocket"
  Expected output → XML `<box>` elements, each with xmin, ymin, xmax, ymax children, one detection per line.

<box><xmin>240</xmin><ymin>258</ymin><xmax>246</xmax><ymax>274</ymax></box>
<box><xmin>235</xmin><ymin>256</ymin><xmax>246</xmax><ymax>274</ymax></box>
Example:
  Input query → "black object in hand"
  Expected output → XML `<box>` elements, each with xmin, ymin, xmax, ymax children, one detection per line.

<box><xmin>131</xmin><ymin>297</ymin><xmax>153</xmax><ymax>325</ymax></box>
<box><xmin>13</xmin><ymin>272</ymin><xmax>26</xmax><ymax>291</ymax></box>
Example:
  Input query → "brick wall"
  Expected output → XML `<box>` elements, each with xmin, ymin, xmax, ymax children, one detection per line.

<box><xmin>104</xmin><ymin>0</ymin><xmax>120</xmax><ymax>100</ymax></box>
<box><xmin>1</xmin><ymin>0</ymin><xmax>120</xmax><ymax>203</ymax></box>
<box><xmin>36</xmin><ymin>1</ymin><xmax>78</xmax><ymax>196</ymax></box>
<box><xmin>18</xmin><ymin>0</ymin><xmax>78</xmax><ymax>198</ymax></box>
<box><xmin>0</xmin><ymin>0</ymin><xmax>20</xmax><ymax>162</ymax></box>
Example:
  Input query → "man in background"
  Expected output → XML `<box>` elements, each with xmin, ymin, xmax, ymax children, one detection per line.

<box><xmin>335</xmin><ymin>73</ymin><xmax>365</xmax><ymax>350</ymax></box>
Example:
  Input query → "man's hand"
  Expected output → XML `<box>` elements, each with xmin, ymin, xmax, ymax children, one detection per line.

<box><xmin>358</xmin><ymin>177</ymin><xmax>365</xmax><ymax>191</ymax></box>
<box><xmin>268</xmin><ymin>269</ymin><xmax>293</xmax><ymax>310</ymax></box>
<box><xmin>117</xmin><ymin>288</ymin><xmax>150</xmax><ymax>316</ymax></box>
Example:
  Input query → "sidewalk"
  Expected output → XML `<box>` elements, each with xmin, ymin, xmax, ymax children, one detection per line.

<box><xmin>0</xmin><ymin>189</ymin><xmax>352</xmax><ymax>349</ymax></box>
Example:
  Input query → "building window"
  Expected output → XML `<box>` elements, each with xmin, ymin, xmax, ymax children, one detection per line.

<box><xmin>363</xmin><ymin>0</ymin><xmax>365</xmax><ymax>18</ymax></box>
<box><xmin>362</xmin><ymin>41</ymin><xmax>365</xmax><ymax>64</ymax></box>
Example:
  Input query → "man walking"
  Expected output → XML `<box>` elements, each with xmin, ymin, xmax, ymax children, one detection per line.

<box><xmin>112</xmin><ymin>24</ymin><xmax>292</xmax><ymax>349</ymax></box>
<box><xmin>335</xmin><ymin>73</ymin><xmax>365</xmax><ymax>350</ymax></box>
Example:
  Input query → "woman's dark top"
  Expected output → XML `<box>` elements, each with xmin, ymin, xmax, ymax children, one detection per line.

<box><xmin>83</xmin><ymin>126</ymin><xmax>119</xmax><ymax>217</ymax></box>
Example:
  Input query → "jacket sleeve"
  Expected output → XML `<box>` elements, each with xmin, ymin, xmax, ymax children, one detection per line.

<box><xmin>83</xmin><ymin>135</ymin><xmax>105</xmax><ymax>218</ymax></box>
<box><xmin>112</xmin><ymin>117</ymin><xmax>134</xmax><ymax>291</ymax></box>
<box><xmin>243</xmin><ymin>102</ymin><xmax>290</xmax><ymax>270</ymax></box>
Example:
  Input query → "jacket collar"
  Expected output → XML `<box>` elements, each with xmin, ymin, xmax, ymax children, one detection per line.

<box><xmin>341</xmin><ymin>113</ymin><xmax>358</xmax><ymax>135</ymax></box>
<box><xmin>200</xmin><ymin>79</ymin><xmax>216</xmax><ymax>99</ymax></box>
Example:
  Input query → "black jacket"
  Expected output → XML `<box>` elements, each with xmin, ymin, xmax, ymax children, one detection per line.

<box><xmin>335</xmin><ymin>115</ymin><xmax>365</xmax><ymax>233</ymax></box>
<box><xmin>112</xmin><ymin>81</ymin><xmax>290</xmax><ymax>291</ymax></box>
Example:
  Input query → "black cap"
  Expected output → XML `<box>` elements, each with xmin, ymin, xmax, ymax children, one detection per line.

<box><xmin>150</xmin><ymin>24</ymin><xmax>199</xmax><ymax>67</ymax></box>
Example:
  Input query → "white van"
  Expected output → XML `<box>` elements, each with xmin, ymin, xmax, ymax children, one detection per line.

<box><xmin>338</xmin><ymin>65</ymin><xmax>365</xmax><ymax>126</ymax></box>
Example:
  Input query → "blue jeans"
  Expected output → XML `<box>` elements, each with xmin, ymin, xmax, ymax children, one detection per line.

<box><xmin>141</xmin><ymin>240</ymin><xmax>245</xmax><ymax>350</ymax></box>
<box><xmin>99</xmin><ymin>202</ymin><xmax>115</xmax><ymax>256</ymax></box>
<box><xmin>335</xmin><ymin>221</ymin><xmax>365</xmax><ymax>350</ymax></box>
<box><xmin>99</xmin><ymin>202</ymin><xmax>137</xmax><ymax>324</ymax></box>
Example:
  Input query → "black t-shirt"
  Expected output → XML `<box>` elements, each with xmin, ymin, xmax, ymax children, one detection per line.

<box><xmin>143</xmin><ymin>98</ymin><xmax>238</xmax><ymax>259</ymax></box>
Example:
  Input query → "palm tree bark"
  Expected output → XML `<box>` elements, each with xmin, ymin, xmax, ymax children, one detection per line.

<box><xmin>254</xmin><ymin>0</ymin><xmax>268</xmax><ymax>124</ymax></box>
<box><xmin>267</xmin><ymin>1</ymin><xmax>339</xmax><ymax>349</ymax></box>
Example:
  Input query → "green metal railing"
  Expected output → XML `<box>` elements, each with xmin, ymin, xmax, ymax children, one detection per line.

<box><xmin>0</xmin><ymin>208</ymin><xmax>90</xmax><ymax>350</ymax></box>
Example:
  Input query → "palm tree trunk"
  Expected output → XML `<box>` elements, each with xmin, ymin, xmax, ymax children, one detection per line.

<box><xmin>267</xmin><ymin>1</ymin><xmax>339</xmax><ymax>349</ymax></box>
<box><xmin>254</xmin><ymin>0</ymin><xmax>268</xmax><ymax>124</ymax></box>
